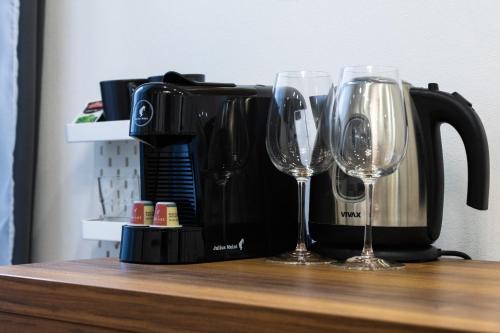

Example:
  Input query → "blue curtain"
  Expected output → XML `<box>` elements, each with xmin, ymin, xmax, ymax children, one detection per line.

<box><xmin>0</xmin><ymin>0</ymin><xmax>19</xmax><ymax>265</ymax></box>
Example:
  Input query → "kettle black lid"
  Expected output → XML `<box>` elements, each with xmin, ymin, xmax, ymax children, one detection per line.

<box><xmin>148</xmin><ymin>73</ymin><xmax>206</xmax><ymax>83</ymax></box>
<box><xmin>163</xmin><ymin>71</ymin><xmax>236</xmax><ymax>88</ymax></box>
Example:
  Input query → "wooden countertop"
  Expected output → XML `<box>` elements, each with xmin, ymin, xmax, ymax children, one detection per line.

<box><xmin>0</xmin><ymin>258</ymin><xmax>499</xmax><ymax>333</ymax></box>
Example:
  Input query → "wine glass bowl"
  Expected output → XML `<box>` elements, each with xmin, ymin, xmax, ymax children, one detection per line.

<box><xmin>208</xmin><ymin>98</ymin><xmax>250</xmax><ymax>185</ymax></box>
<box><xmin>266</xmin><ymin>71</ymin><xmax>334</xmax><ymax>265</ymax></box>
<box><xmin>334</xmin><ymin>75</ymin><xmax>407</xmax><ymax>180</ymax></box>
<box><xmin>331</xmin><ymin>66</ymin><xmax>408</xmax><ymax>270</ymax></box>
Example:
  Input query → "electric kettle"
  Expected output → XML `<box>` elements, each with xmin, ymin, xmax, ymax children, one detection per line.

<box><xmin>310</xmin><ymin>82</ymin><xmax>489</xmax><ymax>261</ymax></box>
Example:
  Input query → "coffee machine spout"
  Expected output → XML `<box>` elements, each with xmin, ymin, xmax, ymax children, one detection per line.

<box><xmin>129</xmin><ymin>83</ymin><xmax>194</xmax><ymax>148</ymax></box>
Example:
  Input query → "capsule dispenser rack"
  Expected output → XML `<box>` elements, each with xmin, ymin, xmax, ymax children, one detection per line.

<box><xmin>90</xmin><ymin>140</ymin><xmax>141</xmax><ymax>258</ymax></box>
<box><xmin>94</xmin><ymin>141</ymin><xmax>141</xmax><ymax>218</ymax></box>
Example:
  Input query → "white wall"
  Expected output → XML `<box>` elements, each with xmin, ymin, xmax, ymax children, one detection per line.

<box><xmin>33</xmin><ymin>0</ymin><xmax>500</xmax><ymax>261</ymax></box>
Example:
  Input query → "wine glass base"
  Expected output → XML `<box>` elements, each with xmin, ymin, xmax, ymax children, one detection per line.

<box><xmin>267</xmin><ymin>250</ymin><xmax>333</xmax><ymax>265</ymax></box>
<box><xmin>335</xmin><ymin>255</ymin><xmax>404</xmax><ymax>271</ymax></box>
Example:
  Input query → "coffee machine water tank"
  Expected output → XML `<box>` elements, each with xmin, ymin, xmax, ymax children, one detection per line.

<box><xmin>310</xmin><ymin>82</ymin><xmax>489</xmax><ymax>262</ymax></box>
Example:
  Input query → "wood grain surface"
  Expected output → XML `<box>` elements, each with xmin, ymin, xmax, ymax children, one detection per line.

<box><xmin>0</xmin><ymin>312</ymin><xmax>122</xmax><ymax>333</ymax></box>
<box><xmin>0</xmin><ymin>258</ymin><xmax>499</xmax><ymax>332</ymax></box>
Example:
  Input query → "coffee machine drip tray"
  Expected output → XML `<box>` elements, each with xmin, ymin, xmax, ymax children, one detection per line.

<box><xmin>119</xmin><ymin>225</ymin><xmax>206</xmax><ymax>264</ymax></box>
<box><xmin>119</xmin><ymin>224</ymin><xmax>262</xmax><ymax>264</ymax></box>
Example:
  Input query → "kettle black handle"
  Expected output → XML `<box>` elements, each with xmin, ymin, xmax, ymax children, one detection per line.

<box><xmin>410</xmin><ymin>84</ymin><xmax>489</xmax><ymax>210</ymax></box>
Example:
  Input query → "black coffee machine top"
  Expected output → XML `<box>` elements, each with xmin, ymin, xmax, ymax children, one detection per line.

<box><xmin>99</xmin><ymin>73</ymin><xmax>206</xmax><ymax>121</ymax></box>
<box><xmin>119</xmin><ymin>72</ymin><xmax>297</xmax><ymax>264</ymax></box>
<box><xmin>310</xmin><ymin>82</ymin><xmax>490</xmax><ymax>262</ymax></box>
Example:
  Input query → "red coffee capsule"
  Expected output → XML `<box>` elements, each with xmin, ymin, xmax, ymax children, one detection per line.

<box><xmin>130</xmin><ymin>200</ymin><xmax>154</xmax><ymax>225</ymax></box>
<box><xmin>152</xmin><ymin>202</ymin><xmax>181</xmax><ymax>228</ymax></box>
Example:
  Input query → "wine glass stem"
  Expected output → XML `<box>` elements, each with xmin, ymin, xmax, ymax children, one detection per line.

<box><xmin>295</xmin><ymin>177</ymin><xmax>310</xmax><ymax>253</ymax></box>
<box><xmin>361</xmin><ymin>180</ymin><xmax>375</xmax><ymax>258</ymax></box>
<box><xmin>221</xmin><ymin>181</ymin><xmax>227</xmax><ymax>244</ymax></box>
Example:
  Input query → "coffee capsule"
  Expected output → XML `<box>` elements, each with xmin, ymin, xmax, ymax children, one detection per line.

<box><xmin>130</xmin><ymin>200</ymin><xmax>154</xmax><ymax>225</ymax></box>
<box><xmin>152</xmin><ymin>202</ymin><xmax>181</xmax><ymax>228</ymax></box>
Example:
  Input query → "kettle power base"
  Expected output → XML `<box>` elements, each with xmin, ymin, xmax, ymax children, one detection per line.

<box><xmin>313</xmin><ymin>245</ymin><xmax>441</xmax><ymax>262</ymax></box>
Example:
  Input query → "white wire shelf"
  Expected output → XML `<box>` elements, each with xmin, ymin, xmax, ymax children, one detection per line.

<box><xmin>81</xmin><ymin>218</ymin><xmax>128</xmax><ymax>242</ymax></box>
<box><xmin>66</xmin><ymin>120</ymin><xmax>132</xmax><ymax>142</ymax></box>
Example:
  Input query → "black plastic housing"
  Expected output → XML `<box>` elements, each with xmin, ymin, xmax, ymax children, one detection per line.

<box><xmin>120</xmin><ymin>226</ymin><xmax>205</xmax><ymax>264</ymax></box>
<box><xmin>100</xmin><ymin>79</ymin><xmax>147</xmax><ymax>120</ymax></box>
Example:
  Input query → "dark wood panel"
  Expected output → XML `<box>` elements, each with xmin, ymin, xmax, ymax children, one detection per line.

<box><xmin>0</xmin><ymin>258</ymin><xmax>499</xmax><ymax>332</ymax></box>
<box><xmin>0</xmin><ymin>311</ymin><xmax>125</xmax><ymax>333</ymax></box>
<box><xmin>0</xmin><ymin>275</ymin><xmax>452</xmax><ymax>333</ymax></box>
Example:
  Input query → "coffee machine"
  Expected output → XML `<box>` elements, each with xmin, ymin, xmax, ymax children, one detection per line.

<box><xmin>119</xmin><ymin>72</ymin><xmax>297</xmax><ymax>264</ymax></box>
<box><xmin>310</xmin><ymin>82</ymin><xmax>490</xmax><ymax>262</ymax></box>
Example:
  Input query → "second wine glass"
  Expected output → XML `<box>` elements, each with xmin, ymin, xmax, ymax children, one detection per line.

<box><xmin>331</xmin><ymin>65</ymin><xmax>408</xmax><ymax>270</ymax></box>
<box><xmin>266</xmin><ymin>71</ymin><xmax>334</xmax><ymax>265</ymax></box>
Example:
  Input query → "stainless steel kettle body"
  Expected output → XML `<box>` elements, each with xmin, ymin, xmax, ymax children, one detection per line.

<box><xmin>310</xmin><ymin>82</ymin><xmax>489</xmax><ymax>262</ymax></box>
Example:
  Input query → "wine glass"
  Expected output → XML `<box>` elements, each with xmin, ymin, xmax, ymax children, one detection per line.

<box><xmin>208</xmin><ymin>99</ymin><xmax>249</xmax><ymax>244</ymax></box>
<box><xmin>266</xmin><ymin>71</ymin><xmax>334</xmax><ymax>264</ymax></box>
<box><xmin>331</xmin><ymin>65</ymin><xmax>408</xmax><ymax>270</ymax></box>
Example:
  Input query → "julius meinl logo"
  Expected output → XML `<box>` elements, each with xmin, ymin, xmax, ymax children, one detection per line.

<box><xmin>133</xmin><ymin>100</ymin><xmax>154</xmax><ymax>127</ymax></box>
<box><xmin>341</xmin><ymin>211</ymin><xmax>361</xmax><ymax>218</ymax></box>
<box><xmin>213</xmin><ymin>238</ymin><xmax>245</xmax><ymax>252</ymax></box>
